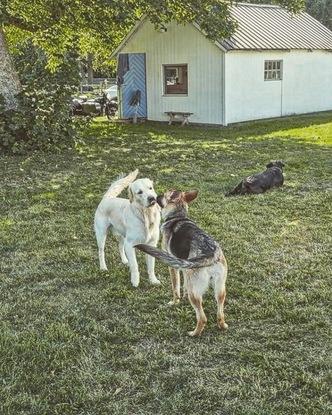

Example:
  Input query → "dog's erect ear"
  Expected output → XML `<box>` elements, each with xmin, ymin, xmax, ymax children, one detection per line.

<box><xmin>128</xmin><ymin>185</ymin><xmax>134</xmax><ymax>202</ymax></box>
<box><xmin>183</xmin><ymin>190</ymin><xmax>198</xmax><ymax>204</ymax></box>
<box><xmin>266</xmin><ymin>161</ymin><xmax>274</xmax><ymax>168</ymax></box>
<box><xmin>277</xmin><ymin>160</ymin><xmax>285</xmax><ymax>168</ymax></box>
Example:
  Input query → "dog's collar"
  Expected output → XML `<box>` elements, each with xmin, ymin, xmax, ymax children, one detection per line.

<box><xmin>163</xmin><ymin>210</ymin><xmax>187</xmax><ymax>222</ymax></box>
<box><xmin>161</xmin><ymin>211</ymin><xmax>192</xmax><ymax>232</ymax></box>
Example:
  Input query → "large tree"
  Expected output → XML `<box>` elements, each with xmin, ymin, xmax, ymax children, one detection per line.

<box><xmin>0</xmin><ymin>0</ymin><xmax>305</xmax><ymax>110</ymax></box>
<box><xmin>0</xmin><ymin>28</ymin><xmax>21</xmax><ymax>109</ymax></box>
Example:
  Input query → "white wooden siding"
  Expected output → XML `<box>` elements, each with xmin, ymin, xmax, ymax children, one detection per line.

<box><xmin>121</xmin><ymin>21</ymin><xmax>224</xmax><ymax>124</ymax></box>
<box><xmin>120</xmin><ymin>20</ymin><xmax>332</xmax><ymax>125</ymax></box>
<box><xmin>225</xmin><ymin>50</ymin><xmax>332</xmax><ymax>124</ymax></box>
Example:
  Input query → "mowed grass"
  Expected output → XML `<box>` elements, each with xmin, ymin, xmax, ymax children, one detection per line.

<box><xmin>0</xmin><ymin>111</ymin><xmax>331</xmax><ymax>415</ymax></box>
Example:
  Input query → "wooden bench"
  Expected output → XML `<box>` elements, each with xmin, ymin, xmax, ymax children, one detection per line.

<box><xmin>165</xmin><ymin>111</ymin><xmax>193</xmax><ymax>126</ymax></box>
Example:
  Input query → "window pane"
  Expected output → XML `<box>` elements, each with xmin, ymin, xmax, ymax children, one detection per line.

<box><xmin>164</xmin><ymin>65</ymin><xmax>188</xmax><ymax>94</ymax></box>
<box><xmin>264</xmin><ymin>60</ymin><xmax>282</xmax><ymax>81</ymax></box>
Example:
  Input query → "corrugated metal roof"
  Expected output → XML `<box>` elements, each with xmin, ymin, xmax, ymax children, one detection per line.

<box><xmin>220</xmin><ymin>3</ymin><xmax>332</xmax><ymax>50</ymax></box>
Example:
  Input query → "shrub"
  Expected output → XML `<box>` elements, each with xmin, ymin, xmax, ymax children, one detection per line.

<box><xmin>0</xmin><ymin>43</ymin><xmax>80</xmax><ymax>153</ymax></box>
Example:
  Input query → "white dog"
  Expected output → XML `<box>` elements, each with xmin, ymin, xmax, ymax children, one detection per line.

<box><xmin>94</xmin><ymin>170</ymin><xmax>161</xmax><ymax>287</ymax></box>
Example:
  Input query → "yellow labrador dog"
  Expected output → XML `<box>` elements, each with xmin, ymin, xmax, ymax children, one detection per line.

<box><xmin>94</xmin><ymin>170</ymin><xmax>161</xmax><ymax>287</ymax></box>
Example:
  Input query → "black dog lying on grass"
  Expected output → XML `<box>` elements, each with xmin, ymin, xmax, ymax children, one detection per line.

<box><xmin>226</xmin><ymin>161</ymin><xmax>285</xmax><ymax>196</ymax></box>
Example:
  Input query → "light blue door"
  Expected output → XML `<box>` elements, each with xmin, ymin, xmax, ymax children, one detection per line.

<box><xmin>118</xmin><ymin>53</ymin><xmax>147</xmax><ymax>119</ymax></box>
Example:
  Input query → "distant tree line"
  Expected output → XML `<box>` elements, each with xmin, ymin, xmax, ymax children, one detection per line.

<box><xmin>306</xmin><ymin>0</ymin><xmax>332</xmax><ymax>29</ymax></box>
<box><xmin>248</xmin><ymin>0</ymin><xmax>331</xmax><ymax>29</ymax></box>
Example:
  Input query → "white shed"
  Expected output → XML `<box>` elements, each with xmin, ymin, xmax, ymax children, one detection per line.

<box><xmin>113</xmin><ymin>3</ymin><xmax>332</xmax><ymax>125</ymax></box>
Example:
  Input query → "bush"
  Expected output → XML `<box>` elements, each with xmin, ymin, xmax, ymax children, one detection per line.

<box><xmin>0</xmin><ymin>44</ymin><xmax>81</xmax><ymax>153</ymax></box>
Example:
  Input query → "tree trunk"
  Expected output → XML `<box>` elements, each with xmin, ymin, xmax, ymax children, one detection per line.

<box><xmin>0</xmin><ymin>28</ymin><xmax>21</xmax><ymax>110</ymax></box>
<box><xmin>87</xmin><ymin>53</ymin><xmax>94</xmax><ymax>84</ymax></box>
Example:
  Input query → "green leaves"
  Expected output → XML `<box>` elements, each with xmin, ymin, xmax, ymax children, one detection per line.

<box><xmin>1</xmin><ymin>0</ymin><xmax>307</xmax><ymax>70</ymax></box>
<box><xmin>0</xmin><ymin>42</ymin><xmax>80</xmax><ymax>153</ymax></box>
<box><xmin>306</xmin><ymin>0</ymin><xmax>332</xmax><ymax>29</ymax></box>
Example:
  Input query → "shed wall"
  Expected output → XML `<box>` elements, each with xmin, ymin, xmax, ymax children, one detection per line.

<box><xmin>225</xmin><ymin>50</ymin><xmax>332</xmax><ymax>124</ymax></box>
<box><xmin>121</xmin><ymin>21</ymin><xmax>224</xmax><ymax>124</ymax></box>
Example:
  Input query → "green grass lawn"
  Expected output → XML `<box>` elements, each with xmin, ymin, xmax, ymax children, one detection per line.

<box><xmin>1</xmin><ymin>112</ymin><xmax>331</xmax><ymax>415</ymax></box>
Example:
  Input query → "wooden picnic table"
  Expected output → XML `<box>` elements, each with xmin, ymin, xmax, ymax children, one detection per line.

<box><xmin>165</xmin><ymin>111</ymin><xmax>194</xmax><ymax>126</ymax></box>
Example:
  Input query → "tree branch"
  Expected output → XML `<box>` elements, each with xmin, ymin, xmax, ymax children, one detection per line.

<box><xmin>5</xmin><ymin>15</ymin><xmax>38</xmax><ymax>32</ymax></box>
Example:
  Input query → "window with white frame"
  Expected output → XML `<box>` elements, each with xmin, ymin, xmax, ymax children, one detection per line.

<box><xmin>264</xmin><ymin>60</ymin><xmax>283</xmax><ymax>81</ymax></box>
<box><xmin>163</xmin><ymin>64</ymin><xmax>188</xmax><ymax>95</ymax></box>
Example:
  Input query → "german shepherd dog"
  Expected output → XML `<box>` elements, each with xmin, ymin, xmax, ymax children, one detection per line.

<box><xmin>226</xmin><ymin>160</ymin><xmax>285</xmax><ymax>196</ymax></box>
<box><xmin>136</xmin><ymin>190</ymin><xmax>228</xmax><ymax>336</ymax></box>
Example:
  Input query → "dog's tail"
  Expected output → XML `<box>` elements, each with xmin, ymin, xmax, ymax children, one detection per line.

<box><xmin>103</xmin><ymin>169</ymin><xmax>139</xmax><ymax>199</ymax></box>
<box><xmin>225</xmin><ymin>181</ymin><xmax>243</xmax><ymax>197</ymax></box>
<box><xmin>135</xmin><ymin>244</ymin><xmax>220</xmax><ymax>269</ymax></box>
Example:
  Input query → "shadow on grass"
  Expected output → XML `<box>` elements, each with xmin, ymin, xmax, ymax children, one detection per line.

<box><xmin>84</xmin><ymin>109</ymin><xmax>332</xmax><ymax>141</ymax></box>
<box><xmin>2</xmin><ymin>111</ymin><xmax>330</xmax><ymax>214</ymax></box>
<box><xmin>68</xmin><ymin>112</ymin><xmax>331</xmax><ymax>196</ymax></box>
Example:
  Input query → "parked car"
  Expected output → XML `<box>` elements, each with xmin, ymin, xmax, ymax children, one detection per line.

<box><xmin>104</xmin><ymin>85</ymin><xmax>118</xmax><ymax>100</ymax></box>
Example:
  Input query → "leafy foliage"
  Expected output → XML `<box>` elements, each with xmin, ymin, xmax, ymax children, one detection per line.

<box><xmin>249</xmin><ymin>0</ymin><xmax>331</xmax><ymax>29</ymax></box>
<box><xmin>0</xmin><ymin>42</ymin><xmax>80</xmax><ymax>153</ymax></box>
<box><xmin>1</xmin><ymin>0</ymin><xmax>306</xmax><ymax>71</ymax></box>
<box><xmin>306</xmin><ymin>0</ymin><xmax>332</xmax><ymax>29</ymax></box>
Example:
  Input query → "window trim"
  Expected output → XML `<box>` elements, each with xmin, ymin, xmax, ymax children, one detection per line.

<box><xmin>264</xmin><ymin>60</ymin><xmax>283</xmax><ymax>81</ymax></box>
<box><xmin>163</xmin><ymin>64</ymin><xmax>188</xmax><ymax>96</ymax></box>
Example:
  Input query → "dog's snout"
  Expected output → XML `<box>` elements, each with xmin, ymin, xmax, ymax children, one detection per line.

<box><xmin>148</xmin><ymin>196</ymin><xmax>156</xmax><ymax>204</ymax></box>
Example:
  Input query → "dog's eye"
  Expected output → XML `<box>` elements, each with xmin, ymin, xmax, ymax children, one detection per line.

<box><xmin>149</xmin><ymin>187</ymin><xmax>152</xmax><ymax>190</ymax></box>
<box><xmin>137</xmin><ymin>190</ymin><xmax>143</xmax><ymax>195</ymax></box>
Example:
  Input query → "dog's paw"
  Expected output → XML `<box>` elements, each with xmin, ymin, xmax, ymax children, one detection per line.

<box><xmin>131</xmin><ymin>275</ymin><xmax>140</xmax><ymax>288</ymax></box>
<box><xmin>188</xmin><ymin>330</ymin><xmax>198</xmax><ymax>337</ymax></box>
<box><xmin>168</xmin><ymin>299</ymin><xmax>180</xmax><ymax>306</ymax></box>
<box><xmin>100</xmin><ymin>266</ymin><xmax>108</xmax><ymax>271</ymax></box>
<box><xmin>121</xmin><ymin>258</ymin><xmax>129</xmax><ymax>265</ymax></box>
<box><xmin>149</xmin><ymin>277</ymin><xmax>161</xmax><ymax>286</ymax></box>
<box><xmin>218</xmin><ymin>321</ymin><xmax>229</xmax><ymax>330</ymax></box>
